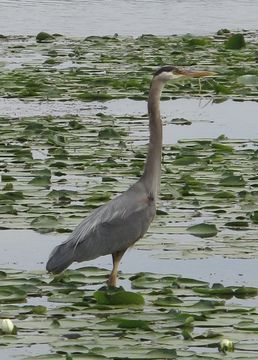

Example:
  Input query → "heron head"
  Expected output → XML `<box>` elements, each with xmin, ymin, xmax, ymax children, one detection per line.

<box><xmin>154</xmin><ymin>65</ymin><xmax>217</xmax><ymax>82</ymax></box>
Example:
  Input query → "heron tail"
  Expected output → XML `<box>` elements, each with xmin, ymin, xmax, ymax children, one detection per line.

<box><xmin>46</xmin><ymin>242</ymin><xmax>74</xmax><ymax>274</ymax></box>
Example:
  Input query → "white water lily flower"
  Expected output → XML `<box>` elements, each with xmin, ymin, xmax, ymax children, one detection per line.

<box><xmin>1</xmin><ymin>319</ymin><xmax>14</xmax><ymax>334</ymax></box>
<box><xmin>219</xmin><ymin>338</ymin><xmax>234</xmax><ymax>353</ymax></box>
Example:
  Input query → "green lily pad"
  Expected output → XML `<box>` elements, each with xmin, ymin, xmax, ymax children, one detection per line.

<box><xmin>94</xmin><ymin>288</ymin><xmax>144</xmax><ymax>306</ymax></box>
<box><xmin>98</xmin><ymin>127</ymin><xmax>122</xmax><ymax>139</ymax></box>
<box><xmin>220</xmin><ymin>174</ymin><xmax>246</xmax><ymax>187</ymax></box>
<box><xmin>225</xmin><ymin>33</ymin><xmax>246</xmax><ymax>49</ymax></box>
<box><xmin>0</xmin><ymin>204</ymin><xmax>17</xmax><ymax>215</ymax></box>
<box><xmin>187</xmin><ymin>223</ymin><xmax>218</xmax><ymax>238</ymax></box>
<box><xmin>153</xmin><ymin>295</ymin><xmax>183</xmax><ymax>307</ymax></box>
<box><xmin>147</xmin><ymin>348</ymin><xmax>177</xmax><ymax>358</ymax></box>
<box><xmin>173</xmin><ymin>155</ymin><xmax>201</xmax><ymax>165</ymax></box>
<box><xmin>250</xmin><ymin>211</ymin><xmax>258</xmax><ymax>224</ymax></box>
<box><xmin>30</xmin><ymin>215</ymin><xmax>59</xmax><ymax>232</ymax></box>
<box><xmin>36</xmin><ymin>32</ymin><xmax>54</xmax><ymax>43</ymax></box>
<box><xmin>112</xmin><ymin>318</ymin><xmax>151</xmax><ymax>330</ymax></box>
<box><xmin>1</xmin><ymin>175</ymin><xmax>16</xmax><ymax>182</ymax></box>
<box><xmin>29</xmin><ymin>175</ymin><xmax>51</xmax><ymax>186</ymax></box>
<box><xmin>0</xmin><ymin>286</ymin><xmax>27</xmax><ymax>303</ymax></box>
<box><xmin>238</xmin><ymin>75</ymin><xmax>258</xmax><ymax>86</ymax></box>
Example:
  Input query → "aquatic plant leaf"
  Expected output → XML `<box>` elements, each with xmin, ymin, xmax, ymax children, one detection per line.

<box><xmin>234</xmin><ymin>321</ymin><xmax>258</xmax><ymax>331</ymax></box>
<box><xmin>250</xmin><ymin>211</ymin><xmax>258</xmax><ymax>224</ymax></box>
<box><xmin>0</xmin><ymin>204</ymin><xmax>17</xmax><ymax>215</ymax></box>
<box><xmin>234</xmin><ymin>287</ymin><xmax>258</xmax><ymax>298</ymax></box>
<box><xmin>153</xmin><ymin>295</ymin><xmax>183</xmax><ymax>307</ymax></box>
<box><xmin>147</xmin><ymin>348</ymin><xmax>177</xmax><ymax>358</ymax></box>
<box><xmin>29</xmin><ymin>175</ymin><xmax>51</xmax><ymax>186</ymax></box>
<box><xmin>94</xmin><ymin>289</ymin><xmax>144</xmax><ymax>305</ymax></box>
<box><xmin>24</xmin><ymin>122</ymin><xmax>45</xmax><ymax>133</ymax></box>
<box><xmin>1</xmin><ymin>32</ymin><xmax>258</xmax><ymax>359</ymax></box>
<box><xmin>212</xmin><ymin>142</ymin><xmax>234</xmax><ymax>153</ymax></box>
<box><xmin>187</xmin><ymin>223</ymin><xmax>218</xmax><ymax>238</ymax></box>
<box><xmin>31</xmin><ymin>305</ymin><xmax>47</xmax><ymax>315</ymax></box>
<box><xmin>1</xmin><ymin>175</ymin><xmax>16</xmax><ymax>182</ymax></box>
<box><xmin>194</xmin><ymin>285</ymin><xmax>234</xmax><ymax>298</ymax></box>
<box><xmin>113</xmin><ymin>318</ymin><xmax>151</xmax><ymax>330</ymax></box>
<box><xmin>185</xmin><ymin>36</ymin><xmax>211</xmax><ymax>47</ymax></box>
<box><xmin>0</xmin><ymin>286</ymin><xmax>27</xmax><ymax>303</ymax></box>
<box><xmin>225</xmin><ymin>33</ymin><xmax>246</xmax><ymax>49</ymax></box>
<box><xmin>30</xmin><ymin>215</ymin><xmax>59</xmax><ymax>232</ymax></box>
<box><xmin>173</xmin><ymin>156</ymin><xmax>201</xmax><ymax>165</ymax></box>
<box><xmin>170</xmin><ymin>117</ymin><xmax>192</xmax><ymax>125</ymax></box>
<box><xmin>238</xmin><ymin>75</ymin><xmax>258</xmax><ymax>86</ymax></box>
<box><xmin>36</xmin><ymin>31</ymin><xmax>54</xmax><ymax>43</ymax></box>
<box><xmin>0</xmin><ymin>191</ymin><xmax>24</xmax><ymax>201</ymax></box>
<box><xmin>225</xmin><ymin>221</ymin><xmax>249</xmax><ymax>228</ymax></box>
<box><xmin>220</xmin><ymin>175</ymin><xmax>246</xmax><ymax>187</ymax></box>
<box><xmin>48</xmin><ymin>290</ymin><xmax>85</xmax><ymax>303</ymax></box>
<box><xmin>98</xmin><ymin>127</ymin><xmax>121</xmax><ymax>139</ymax></box>
<box><xmin>213</xmin><ymin>191</ymin><xmax>235</xmax><ymax>199</ymax></box>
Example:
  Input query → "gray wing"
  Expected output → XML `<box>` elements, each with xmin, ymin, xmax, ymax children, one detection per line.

<box><xmin>46</xmin><ymin>180</ymin><xmax>156</xmax><ymax>273</ymax></box>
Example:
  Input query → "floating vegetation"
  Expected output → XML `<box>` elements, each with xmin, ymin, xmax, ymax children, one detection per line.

<box><xmin>0</xmin><ymin>112</ymin><xmax>258</xmax><ymax>251</ymax></box>
<box><xmin>36</xmin><ymin>32</ymin><xmax>55</xmax><ymax>43</ymax></box>
<box><xmin>0</xmin><ymin>31</ymin><xmax>258</xmax><ymax>358</ymax></box>
<box><xmin>224</xmin><ymin>33</ymin><xmax>246</xmax><ymax>50</ymax></box>
<box><xmin>0</xmin><ymin>30</ymin><xmax>257</xmax><ymax>101</ymax></box>
<box><xmin>0</xmin><ymin>268</ymin><xmax>257</xmax><ymax>358</ymax></box>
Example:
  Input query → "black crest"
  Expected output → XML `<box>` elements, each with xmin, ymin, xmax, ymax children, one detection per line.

<box><xmin>154</xmin><ymin>66</ymin><xmax>179</xmax><ymax>77</ymax></box>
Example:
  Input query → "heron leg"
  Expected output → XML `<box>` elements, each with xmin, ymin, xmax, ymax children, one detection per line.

<box><xmin>107</xmin><ymin>249</ymin><xmax>127</xmax><ymax>287</ymax></box>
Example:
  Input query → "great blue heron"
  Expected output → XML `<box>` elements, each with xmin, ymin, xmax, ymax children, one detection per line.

<box><xmin>46</xmin><ymin>66</ymin><xmax>215</xmax><ymax>286</ymax></box>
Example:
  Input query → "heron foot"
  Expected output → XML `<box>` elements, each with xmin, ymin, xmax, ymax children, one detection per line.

<box><xmin>107</xmin><ymin>273</ymin><xmax>117</xmax><ymax>287</ymax></box>
<box><xmin>107</xmin><ymin>249</ymin><xmax>127</xmax><ymax>288</ymax></box>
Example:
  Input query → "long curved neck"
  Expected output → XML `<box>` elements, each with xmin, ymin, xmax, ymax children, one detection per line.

<box><xmin>141</xmin><ymin>78</ymin><xmax>165</xmax><ymax>199</ymax></box>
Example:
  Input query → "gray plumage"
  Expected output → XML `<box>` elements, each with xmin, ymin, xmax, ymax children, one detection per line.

<box><xmin>46</xmin><ymin>180</ymin><xmax>155</xmax><ymax>274</ymax></box>
<box><xmin>46</xmin><ymin>65</ymin><xmax>216</xmax><ymax>285</ymax></box>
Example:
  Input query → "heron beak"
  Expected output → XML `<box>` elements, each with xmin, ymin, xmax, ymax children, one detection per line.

<box><xmin>178</xmin><ymin>69</ymin><xmax>217</xmax><ymax>78</ymax></box>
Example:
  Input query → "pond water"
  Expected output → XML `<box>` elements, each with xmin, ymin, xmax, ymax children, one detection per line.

<box><xmin>1</xmin><ymin>98</ymin><xmax>258</xmax><ymax>144</ymax></box>
<box><xmin>2</xmin><ymin>229</ymin><xmax>258</xmax><ymax>289</ymax></box>
<box><xmin>106</xmin><ymin>99</ymin><xmax>258</xmax><ymax>144</ymax></box>
<box><xmin>1</xmin><ymin>4</ymin><xmax>258</xmax><ymax>359</ymax></box>
<box><xmin>1</xmin><ymin>0</ymin><xmax>258</xmax><ymax>36</ymax></box>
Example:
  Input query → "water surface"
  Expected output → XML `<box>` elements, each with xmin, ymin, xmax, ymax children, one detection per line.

<box><xmin>2</xmin><ymin>230</ymin><xmax>258</xmax><ymax>288</ymax></box>
<box><xmin>1</xmin><ymin>0</ymin><xmax>258</xmax><ymax>36</ymax></box>
<box><xmin>2</xmin><ymin>98</ymin><xmax>257</xmax><ymax>144</ymax></box>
